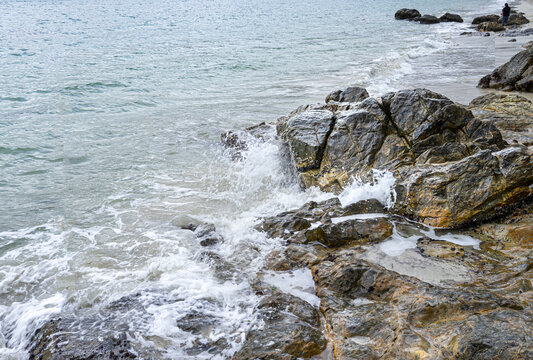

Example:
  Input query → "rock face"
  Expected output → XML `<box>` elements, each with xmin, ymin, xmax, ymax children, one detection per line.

<box><xmin>477</xmin><ymin>21</ymin><xmax>506</xmax><ymax>32</ymax></box>
<box><xmin>468</xmin><ymin>93</ymin><xmax>533</xmax><ymax>145</ymax></box>
<box><xmin>416</xmin><ymin>15</ymin><xmax>440</xmax><ymax>24</ymax></box>
<box><xmin>478</xmin><ymin>45</ymin><xmax>533</xmax><ymax>91</ymax></box>
<box><xmin>472</xmin><ymin>15</ymin><xmax>500</xmax><ymax>24</ymax></box>
<box><xmin>394</xmin><ymin>8</ymin><xmax>421</xmax><ymax>20</ymax></box>
<box><xmin>311</xmin><ymin>254</ymin><xmax>532</xmax><ymax>359</ymax></box>
<box><xmin>439</xmin><ymin>12</ymin><xmax>463</xmax><ymax>22</ymax></box>
<box><xmin>268</xmin><ymin>87</ymin><xmax>533</xmax><ymax>228</ymax></box>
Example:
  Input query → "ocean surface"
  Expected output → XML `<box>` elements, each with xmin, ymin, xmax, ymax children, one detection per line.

<box><xmin>0</xmin><ymin>0</ymin><xmax>501</xmax><ymax>358</ymax></box>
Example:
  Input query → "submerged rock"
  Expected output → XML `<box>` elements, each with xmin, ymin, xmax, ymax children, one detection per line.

<box><xmin>478</xmin><ymin>44</ymin><xmax>533</xmax><ymax>91</ymax></box>
<box><xmin>439</xmin><ymin>13</ymin><xmax>463</xmax><ymax>23</ymax></box>
<box><xmin>415</xmin><ymin>15</ymin><xmax>440</xmax><ymax>24</ymax></box>
<box><xmin>394</xmin><ymin>8</ymin><xmax>421</xmax><ymax>20</ymax></box>
<box><xmin>29</xmin><ymin>318</ymin><xmax>136</xmax><ymax>360</ymax></box>
<box><xmin>180</xmin><ymin>222</ymin><xmax>224</xmax><ymax>246</ymax></box>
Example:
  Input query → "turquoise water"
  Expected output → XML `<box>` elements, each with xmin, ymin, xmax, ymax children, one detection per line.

<box><xmin>0</xmin><ymin>0</ymin><xmax>501</xmax><ymax>358</ymax></box>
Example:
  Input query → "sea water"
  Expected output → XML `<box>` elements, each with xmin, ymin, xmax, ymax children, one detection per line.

<box><xmin>0</xmin><ymin>0</ymin><xmax>502</xmax><ymax>358</ymax></box>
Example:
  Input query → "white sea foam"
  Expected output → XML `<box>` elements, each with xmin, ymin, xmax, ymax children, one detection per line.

<box><xmin>339</xmin><ymin>169</ymin><xmax>396</xmax><ymax>208</ymax></box>
<box><xmin>1</xmin><ymin>294</ymin><xmax>65</xmax><ymax>351</ymax></box>
<box><xmin>331</xmin><ymin>213</ymin><xmax>388</xmax><ymax>224</ymax></box>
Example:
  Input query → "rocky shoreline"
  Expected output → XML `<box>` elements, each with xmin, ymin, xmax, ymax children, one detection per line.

<box><xmin>222</xmin><ymin>83</ymin><xmax>533</xmax><ymax>358</ymax></box>
<box><xmin>26</xmin><ymin>5</ymin><xmax>533</xmax><ymax>360</ymax></box>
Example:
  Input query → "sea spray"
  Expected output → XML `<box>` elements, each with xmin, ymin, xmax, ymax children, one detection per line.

<box><xmin>339</xmin><ymin>169</ymin><xmax>397</xmax><ymax>208</ymax></box>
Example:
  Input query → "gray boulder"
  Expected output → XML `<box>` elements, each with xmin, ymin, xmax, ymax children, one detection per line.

<box><xmin>325</xmin><ymin>86</ymin><xmax>369</xmax><ymax>104</ymax></box>
<box><xmin>439</xmin><ymin>13</ymin><xmax>463</xmax><ymax>22</ymax></box>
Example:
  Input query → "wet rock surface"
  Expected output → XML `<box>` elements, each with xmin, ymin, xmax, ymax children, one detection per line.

<box><xmin>29</xmin><ymin>318</ymin><xmax>136</xmax><ymax>360</ymax></box>
<box><xmin>248</xmin><ymin>194</ymin><xmax>533</xmax><ymax>359</ymax></box>
<box><xmin>233</xmin><ymin>290</ymin><xmax>327</xmax><ymax>360</ymax></box>
<box><xmin>478</xmin><ymin>44</ymin><xmax>533</xmax><ymax>92</ymax></box>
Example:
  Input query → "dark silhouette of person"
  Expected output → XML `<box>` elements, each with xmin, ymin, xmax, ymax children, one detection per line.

<box><xmin>502</xmin><ymin>3</ymin><xmax>511</xmax><ymax>26</ymax></box>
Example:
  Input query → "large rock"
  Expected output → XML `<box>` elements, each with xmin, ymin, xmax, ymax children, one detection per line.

<box><xmin>477</xmin><ymin>21</ymin><xmax>506</xmax><ymax>32</ymax></box>
<box><xmin>275</xmin><ymin>88</ymin><xmax>532</xmax><ymax>227</ymax></box>
<box><xmin>392</xmin><ymin>147</ymin><xmax>533</xmax><ymax>227</ymax></box>
<box><xmin>478</xmin><ymin>45</ymin><xmax>533</xmax><ymax>91</ymax></box>
<box><xmin>311</xmin><ymin>254</ymin><xmax>532</xmax><ymax>359</ymax></box>
<box><xmin>468</xmin><ymin>93</ymin><xmax>533</xmax><ymax>145</ymax></box>
<box><xmin>439</xmin><ymin>13</ymin><xmax>463</xmax><ymax>22</ymax></box>
<box><xmin>472</xmin><ymin>15</ymin><xmax>500</xmax><ymax>24</ymax></box>
<box><xmin>394</xmin><ymin>8</ymin><xmax>421</xmax><ymax>20</ymax></box>
<box><xmin>233</xmin><ymin>291</ymin><xmax>327</xmax><ymax>360</ymax></box>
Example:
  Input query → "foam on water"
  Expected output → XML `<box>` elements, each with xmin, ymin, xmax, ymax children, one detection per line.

<box><xmin>339</xmin><ymin>169</ymin><xmax>396</xmax><ymax>208</ymax></box>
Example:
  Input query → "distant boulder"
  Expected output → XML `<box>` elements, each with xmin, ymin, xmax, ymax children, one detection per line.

<box><xmin>477</xmin><ymin>22</ymin><xmax>506</xmax><ymax>32</ymax></box>
<box><xmin>395</xmin><ymin>8</ymin><xmax>421</xmax><ymax>20</ymax></box>
<box><xmin>472</xmin><ymin>15</ymin><xmax>500</xmax><ymax>24</ymax></box>
<box><xmin>416</xmin><ymin>15</ymin><xmax>440</xmax><ymax>24</ymax></box>
<box><xmin>439</xmin><ymin>13</ymin><xmax>463</xmax><ymax>23</ymax></box>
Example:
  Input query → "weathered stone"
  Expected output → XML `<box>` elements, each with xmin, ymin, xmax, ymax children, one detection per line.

<box><xmin>439</xmin><ymin>13</ymin><xmax>463</xmax><ymax>22</ymax></box>
<box><xmin>478</xmin><ymin>44</ymin><xmax>533</xmax><ymax>91</ymax></box>
<box><xmin>394</xmin><ymin>8</ymin><xmax>421</xmax><ymax>20</ymax></box>
<box><xmin>293</xmin><ymin>217</ymin><xmax>393</xmax><ymax>247</ymax></box>
<box><xmin>477</xmin><ymin>22</ymin><xmax>506</xmax><ymax>32</ymax></box>
<box><xmin>311</xmin><ymin>254</ymin><xmax>532</xmax><ymax>359</ymax></box>
<box><xmin>326</xmin><ymin>86</ymin><xmax>369</xmax><ymax>104</ymax></box>
<box><xmin>277</xmin><ymin>109</ymin><xmax>335</xmax><ymax>171</ymax></box>
<box><xmin>468</xmin><ymin>93</ymin><xmax>533</xmax><ymax>145</ymax></box>
<box><xmin>472</xmin><ymin>15</ymin><xmax>500</xmax><ymax>24</ymax></box>
<box><xmin>233</xmin><ymin>291</ymin><xmax>327</xmax><ymax>360</ymax></box>
<box><xmin>186</xmin><ymin>222</ymin><xmax>224</xmax><ymax>246</ymax></box>
<box><xmin>392</xmin><ymin>147</ymin><xmax>533</xmax><ymax>227</ymax></box>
